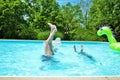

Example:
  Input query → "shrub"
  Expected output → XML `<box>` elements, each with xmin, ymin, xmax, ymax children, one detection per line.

<box><xmin>19</xmin><ymin>27</ymin><xmax>37</xmax><ymax>39</ymax></box>
<box><xmin>37</xmin><ymin>31</ymin><xmax>64</xmax><ymax>40</ymax></box>
<box><xmin>37</xmin><ymin>31</ymin><xmax>50</xmax><ymax>40</ymax></box>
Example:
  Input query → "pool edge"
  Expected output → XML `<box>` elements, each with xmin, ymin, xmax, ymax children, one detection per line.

<box><xmin>0</xmin><ymin>39</ymin><xmax>108</xmax><ymax>43</ymax></box>
<box><xmin>0</xmin><ymin>76</ymin><xmax>120</xmax><ymax>80</ymax></box>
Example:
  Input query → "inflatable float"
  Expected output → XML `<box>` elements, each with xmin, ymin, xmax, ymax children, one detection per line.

<box><xmin>52</xmin><ymin>37</ymin><xmax>61</xmax><ymax>46</ymax></box>
<box><xmin>97</xmin><ymin>26</ymin><xmax>120</xmax><ymax>52</ymax></box>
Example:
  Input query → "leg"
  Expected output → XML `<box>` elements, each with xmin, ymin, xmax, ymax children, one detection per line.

<box><xmin>80</xmin><ymin>44</ymin><xmax>83</xmax><ymax>52</ymax></box>
<box><xmin>45</xmin><ymin>23</ymin><xmax>57</xmax><ymax>56</ymax></box>
<box><xmin>73</xmin><ymin>45</ymin><xmax>77</xmax><ymax>52</ymax></box>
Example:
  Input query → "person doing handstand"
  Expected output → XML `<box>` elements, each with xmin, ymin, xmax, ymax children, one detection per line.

<box><xmin>44</xmin><ymin>23</ymin><xmax>57</xmax><ymax>57</ymax></box>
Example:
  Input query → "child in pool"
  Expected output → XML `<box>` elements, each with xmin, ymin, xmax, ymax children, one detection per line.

<box><xmin>73</xmin><ymin>44</ymin><xmax>83</xmax><ymax>53</ymax></box>
<box><xmin>73</xmin><ymin>44</ymin><xmax>96</xmax><ymax>61</ymax></box>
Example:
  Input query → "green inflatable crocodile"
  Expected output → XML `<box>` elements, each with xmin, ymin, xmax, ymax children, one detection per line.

<box><xmin>97</xmin><ymin>26</ymin><xmax>120</xmax><ymax>52</ymax></box>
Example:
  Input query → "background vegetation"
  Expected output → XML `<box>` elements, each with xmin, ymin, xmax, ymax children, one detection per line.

<box><xmin>0</xmin><ymin>0</ymin><xmax>120</xmax><ymax>41</ymax></box>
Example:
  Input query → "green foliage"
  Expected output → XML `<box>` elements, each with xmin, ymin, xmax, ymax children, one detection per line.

<box><xmin>0</xmin><ymin>0</ymin><xmax>27</xmax><ymax>38</ymax></box>
<box><xmin>25</xmin><ymin>0</ymin><xmax>60</xmax><ymax>31</ymax></box>
<box><xmin>19</xmin><ymin>27</ymin><xmax>38</xmax><ymax>39</ymax></box>
<box><xmin>37</xmin><ymin>31</ymin><xmax>50</xmax><ymax>40</ymax></box>
<box><xmin>58</xmin><ymin>2</ymin><xmax>83</xmax><ymax>40</ymax></box>
<box><xmin>72</xmin><ymin>26</ymin><xmax>106</xmax><ymax>41</ymax></box>
<box><xmin>37</xmin><ymin>31</ymin><xmax>63</xmax><ymax>40</ymax></box>
<box><xmin>54</xmin><ymin>31</ymin><xmax>64</xmax><ymax>39</ymax></box>
<box><xmin>0</xmin><ymin>0</ymin><xmax>119</xmax><ymax>41</ymax></box>
<box><xmin>88</xmin><ymin>0</ymin><xmax>120</xmax><ymax>41</ymax></box>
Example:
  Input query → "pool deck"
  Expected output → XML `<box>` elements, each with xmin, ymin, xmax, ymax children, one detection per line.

<box><xmin>0</xmin><ymin>77</ymin><xmax>120</xmax><ymax>80</ymax></box>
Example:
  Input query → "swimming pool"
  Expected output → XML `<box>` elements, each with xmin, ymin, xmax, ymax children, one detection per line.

<box><xmin>0</xmin><ymin>40</ymin><xmax>120</xmax><ymax>76</ymax></box>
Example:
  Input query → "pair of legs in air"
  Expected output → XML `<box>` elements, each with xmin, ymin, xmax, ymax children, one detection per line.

<box><xmin>44</xmin><ymin>23</ymin><xmax>57</xmax><ymax>57</ymax></box>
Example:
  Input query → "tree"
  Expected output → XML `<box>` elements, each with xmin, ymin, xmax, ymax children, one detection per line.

<box><xmin>88</xmin><ymin>0</ymin><xmax>120</xmax><ymax>41</ymax></box>
<box><xmin>58</xmin><ymin>2</ymin><xmax>83</xmax><ymax>40</ymax></box>
<box><xmin>79</xmin><ymin>0</ymin><xmax>91</xmax><ymax>27</ymax></box>
<box><xmin>22</xmin><ymin>0</ymin><xmax>63</xmax><ymax>40</ymax></box>
<box><xmin>0</xmin><ymin>0</ymin><xmax>27</xmax><ymax>39</ymax></box>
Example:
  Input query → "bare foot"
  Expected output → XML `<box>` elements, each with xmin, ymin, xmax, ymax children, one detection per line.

<box><xmin>48</xmin><ymin>23</ymin><xmax>57</xmax><ymax>32</ymax></box>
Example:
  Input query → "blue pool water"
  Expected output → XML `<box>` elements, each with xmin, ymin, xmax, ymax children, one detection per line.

<box><xmin>0</xmin><ymin>40</ymin><xmax>120</xmax><ymax>76</ymax></box>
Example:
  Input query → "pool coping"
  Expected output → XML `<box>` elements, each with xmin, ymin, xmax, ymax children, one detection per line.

<box><xmin>0</xmin><ymin>76</ymin><xmax>120</xmax><ymax>80</ymax></box>
<box><xmin>0</xmin><ymin>39</ymin><xmax>108</xmax><ymax>43</ymax></box>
